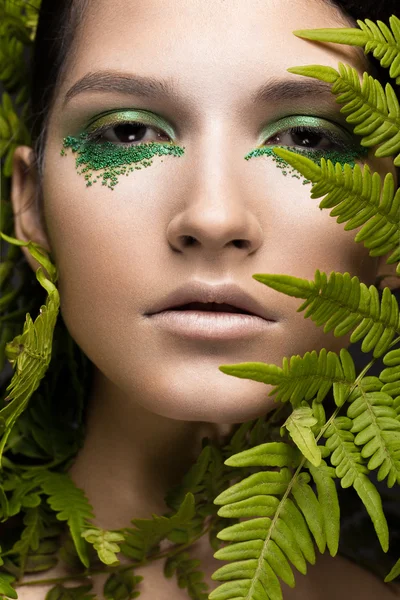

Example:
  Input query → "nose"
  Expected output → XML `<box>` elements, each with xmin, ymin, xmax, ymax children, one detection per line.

<box><xmin>166</xmin><ymin>124</ymin><xmax>264</xmax><ymax>258</ymax></box>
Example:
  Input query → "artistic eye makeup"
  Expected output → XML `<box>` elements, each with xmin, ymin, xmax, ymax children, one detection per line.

<box><xmin>60</xmin><ymin>110</ymin><xmax>184</xmax><ymax>190</ymax></box>
<box><xmin>84</xmin><ymin>109</ymin><xmax>176</xmax><ymax>145</ymax></box>
<box><xmin>244</xmin><ymin>115</ymin><xmax>369</xmax><ymax>183</ymax></box>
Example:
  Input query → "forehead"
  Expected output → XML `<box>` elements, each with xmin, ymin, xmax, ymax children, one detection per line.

<box><xmin>56</xmin><ymin>0</ymin><xmax>367</xmax><ymax>115</ymax></box>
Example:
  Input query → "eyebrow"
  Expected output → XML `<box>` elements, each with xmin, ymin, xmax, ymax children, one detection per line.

<box><xmin>62</xmin><ymin>70</ymin><xmax>338</xmax><ymax>109</ymax></box>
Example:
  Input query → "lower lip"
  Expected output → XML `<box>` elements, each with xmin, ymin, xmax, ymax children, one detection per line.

<box><xmin>147</xmin><ymin>310</ymin><xmax>275</xmax><ymax>340</ymax></box>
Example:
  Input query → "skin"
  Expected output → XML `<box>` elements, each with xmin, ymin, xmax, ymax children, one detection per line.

<box><xmin>10</xmin><ymin>0</ymin><xmax>400</xmax><ymax>597</ymax></box>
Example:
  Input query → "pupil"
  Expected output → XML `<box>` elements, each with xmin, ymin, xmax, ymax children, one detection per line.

<box><xmin>114</xmin><ymin>123</ymin><xmax>147</xmax><ymax>143</ymax></box>
<box><xmin>292</xmin><ymin>129</ymin><xmax>322</xmax><ymax>148</ymax></box>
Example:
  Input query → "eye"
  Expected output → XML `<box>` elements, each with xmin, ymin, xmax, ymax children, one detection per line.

<box><xmin>264</xmin><ymin>125</ymin><xmax>348</xmax><ymax>152</ymax></box>
<box><xmin>86</xmin><ymin>120</ymin><xmax>172</xmax><ymax>146</ymax></box>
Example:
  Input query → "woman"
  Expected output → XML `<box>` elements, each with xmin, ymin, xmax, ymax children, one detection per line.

<box><xmin>3</xmin><ymin>0</ymin><xmax>400</xmax><ymax>597</ymax></box>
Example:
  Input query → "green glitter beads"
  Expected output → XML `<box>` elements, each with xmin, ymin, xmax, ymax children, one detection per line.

<box><xmin>244</xmin><ymin>144</ymin><xmax>369</xmax><ymax>185</ymax></box>
<box><xmin>61</xmin><ymin>133</ymin><xmax>185</xmax><ymax>190</ymax></box>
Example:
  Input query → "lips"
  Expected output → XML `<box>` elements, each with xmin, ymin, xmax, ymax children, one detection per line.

<box><xmin>170</xmin><ymin>302</ymin><xmax>252</xmax><ymax>315</ymax></box>
<box><xmin>145</xmin><ymin>281</ymin><xmax>277</xmax><ymax>322</ymax></box>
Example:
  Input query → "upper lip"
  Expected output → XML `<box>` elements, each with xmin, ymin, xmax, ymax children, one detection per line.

<box><xmin>145</xmin><ymin>281</ymin><xmax>277</xmax><ymax>321</ymax></box>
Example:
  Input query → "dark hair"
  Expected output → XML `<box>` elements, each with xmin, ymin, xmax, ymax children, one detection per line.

<box><xmin>29</xmin><ymin>0</ymin><xmax>399</xmax><ymax>176</ymax></box>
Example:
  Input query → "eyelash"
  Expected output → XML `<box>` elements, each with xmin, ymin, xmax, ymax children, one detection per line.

<box><xmin>84</xmin><ymin>120</ymin><xmax>354</xmax><ymax>153</ymax></box>
<box><xmin>85</xmin><ymin>121</ymin><xmax>170</xmax><ymax>145</ymax></box>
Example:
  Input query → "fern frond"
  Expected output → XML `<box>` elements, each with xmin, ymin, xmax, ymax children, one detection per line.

<box><xmin>252</xmin><ymin>267</ymin><xmax>400</xmax><ymax>358</ymax></box>
<box><xmin>81</xmin><ymin>528</ymin><xmax>125</xmax><ymax>566</ymax></box>
<box><xmin>210</xmin><ymin>448</ymin><xmax>328</xmax><ymax>600</ymax></box>
<box><xmin>34</xmin><ymin>471</ymin><xmax>95</xmax><ymax>569</ymax></box>
<box><xmin>323</xmin><ymin>416</ymin><xmax>389</xmax><ymax>551</ymax></box>
<box><xmin>120</xmin><ymin>492</ymin><xmax>195</xmax><ymax>562</ymax></box>
<box><xmin>272</xmin><ymin>149</ymin><xmax>400</xmax><ymax>271</ymax></box>
<box><xmin>9</xmin><ymin>506</ymin><xmax>42</xmax><ymax>572</ymax></box>
<box><xmin>164</xmin><ymin>445</ymin><xmax>212</xmax><ymax>511</ymax></box>
<box><xmin>0</xmin><ymin>234</ymin><xmax>59</xmax><ymax>466</ymax></box>
<box><xmin>103</xmin><ymin>570</ymin><xmax>143</xmax><ymax>600</ymax></box>
<box><xmin>219</xmin><ymin>346</ymin><xmax>355</xmax><ymax>408</ymax></box>
<box><xmin>346</xmin><ymin>376</ymin><xmax>400</xmax><ymax>487</ymax></box>
<box><xmin>286</xmin><ymin>62</ymin><xmax>400</xmax><ymax>165</ymax></box>
<box><xmin>164</xmin><ymin>551</ymin><xmax>209</xmax><ymax>599</ymax></box>
<box><xmin>293</xmin><ymin>15</ymin><xmax>400</xmax><ymax>84</ymax></box>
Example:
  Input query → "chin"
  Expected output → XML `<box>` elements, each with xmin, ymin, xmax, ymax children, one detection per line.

<box><xmin>131</xmin><ymin>372</ymin><xmax>279</xmax><ymax>424</ymax></box>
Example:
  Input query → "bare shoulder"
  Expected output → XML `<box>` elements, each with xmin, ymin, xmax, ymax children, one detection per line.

<box><xmin>302</xmin><ymin>553</ymin><xmax>400</xmax><ymax>600</ymax></box>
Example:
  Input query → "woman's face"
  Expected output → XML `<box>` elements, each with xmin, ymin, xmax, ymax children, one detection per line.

<box><xmin>32</xmin><ymin>0</ymin><xmax>396</xmax><ymax>422</ymax></box>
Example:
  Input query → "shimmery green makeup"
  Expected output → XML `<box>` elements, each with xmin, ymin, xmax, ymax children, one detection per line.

<box><xmin>61</xmin><ymin>111</ymin><xmax>184</xmax><ymax>190</ymax></box>
<box><xmin>244</xmin><ymin>115</ymin><xmax>369</xmax><ymax>184</ymax></box>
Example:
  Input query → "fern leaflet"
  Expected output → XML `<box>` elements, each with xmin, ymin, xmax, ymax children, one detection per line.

<box><xmin>292</xmin><ymin>15</ymin><xmax>400</xmax><ymax>84</ymax></box>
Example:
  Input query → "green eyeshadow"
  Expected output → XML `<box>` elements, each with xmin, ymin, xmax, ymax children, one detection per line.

<box><xmin>244</xmin><ymin>114</ymin><xmax>369</xmax><ymax>184</ymax></box>
<box><xmin>60</xmin><ymin>133</ymin><xmax>185</xmax><ymax>190</ymax></box>
<box><xmin>244</xmin><ymin>144</ymin><xmax>369</xmax><ymax>185</ymax></box>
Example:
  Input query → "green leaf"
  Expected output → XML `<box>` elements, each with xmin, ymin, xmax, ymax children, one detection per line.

<box><xmin>81</xmin><ymin>528</ymin><xmax>125</xmax><ymax>565</ymax></box>
<box><xmin>283</xmin><ymin>407</ymin><xmax>321</xmax><ymax>466</ymax></box>
<box><xmin>164</xmin><ymin>551</ymin><xmax>209</xmax><ymax>599</ymax></box>
<box><xmin>323</xmin><ymin>417</ymin><xmax>389</xmax><ymax>551</ymax></box>
<box><xmin>121</xmin><ymin>492</ymin><xmax>196</xmax><ymax>560</ymax></box>
<box><xmin>307</xmin><ymin>460</ymin><xmax>340</xmax><ymax>556</ymax></box>
<box><xmin>385</xmin><ymin>556</ymin><xmax>400</xmax><ymax>582</ymax></box>
<box><xmin>0</xmin><ymin>573</ymin><xmax>17</xmax><ymax>599</ymax></box>
<box><xmin>35</xmin><ymin>471</ymin><xmax>95</xmax><ymax>568</ymax></box>
<box><xmin>104</xmin><ymin>570</ymin><xmax>143</xmax><ymax>600</ymax></box>
<box><xmin>293</xmin><ymin>16</ymin><xmax>400</xmax><ymax>85</ymax></box>
<box><xmin>224</xmin><ymin>441</ymin><xmax>299</xmax><ymax>468</ymax></box>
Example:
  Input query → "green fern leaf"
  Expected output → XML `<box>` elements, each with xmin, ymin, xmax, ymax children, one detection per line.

<box><xmin>164</xmin><ymin>445</ymin><xmax>212</xmax><ymax>511</ymax></box>
<box><xmin>219</xmin><ymin>346</ymin><xmax>354</xmax><ymax>408</ymax></box>
<box><xmin>35</xmin><ymin>472</ymin><xmax>95</xmax><ymax>568</ymax></box>
<box><xmin>210</xmin><ymin>442</ymin><xmax>336</xmax><ymax>600</ymax></box>
<box><xmin>7</xmin><ymin>476</ymin><xmax>42</xmax><ymax>517</ymax></box>
<box><xmin>253</xmin><ymin>266</ymin><xmax>399</xmax><ymax>359</ymax></box>
<box><xmin>286</xmin><ymin>62</ymin><xmax>400</xmax><ymax>165</ymax></box>
<box><xmin>211</xmin><ymin>484</ymin><xmax>317</xmax><ymax>599</ymax></box>
<box><xmin>224</xmin><ymin>441</ymin><xmax>300</xmax><ymax>468</ymax></box>
<box><xmin>104</xmin><ymin>569</ymin><xmax>143</xmax><ymax>599</ymax></box>
<box><xmin>10</xmin><ymin>506</ymin><xmax>42</xmax><ymax>572</ymax></box>
<box><xmin>282</xmin><ymin>406</ymin><xmax>321</xmax><ymax>466</ymax></box>
<box><xmin>385</xmin><ymin>556</ymin><xmax>400</xmax><ymax>582</ymax></box>
<box><xmin>164</xmin><ymin>551</ymin><xmax>209</xmax><ymax>599</ymax></box>
<box><xmin>44</xmin><ymin>583</ymin><xmax>95</xmax><ymax>600</ymax></box>
<box><xmin>0</xmin><ymin>573</ymin><xmax>17</xmax><ymax>599</ymax></box>
<box><xmin>293</xmin><ymin>15</ymin><xmax>400</xmax><ymax>84</ymax></box>
<box><xmin>380</xmin><ymin>347</ymin><xmax>400</xmax><ymax>398</ymax></box>
<box><xmin>290</xmin><ymin>472</ymin><xmax>326</xmax><ymax>553</ymax></box>
<box><xmin>120</xmin><ymin>492</ymin><xmax>195</xmax><ymax>561</ymax></box>
<box><xmin>346</xmin><ymin>375</ymin><xmax>400</xmax><ymax>487</ymax></box>
<box><xmin>0</xmin><ymin>235</ymin><xmax>59</xmax><ymax>467</ymax></box>
<box><xmin>272</xmin><ymin>149</ymin><xmax>400</xmax><ymax>269</ymax></box>
<box><xmin>306</xmin><ymin>460</ymin><xmax>340</xmax><ymax>556</ymax></box>
<box><xmin>323</xmin><ymin>416</ymin><xmax>389</xmax><ymax>551</ymax></box>
<box><xmin>81</xmin><ymin>528</ymin><xmax>125</xmax><ymax>565</ymax></box>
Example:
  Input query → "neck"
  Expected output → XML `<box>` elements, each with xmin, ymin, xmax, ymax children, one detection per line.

<box><xmin>67</xmin><ymin>368</ymin><xmax>232</xmax><ymax>530</ymax></box>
